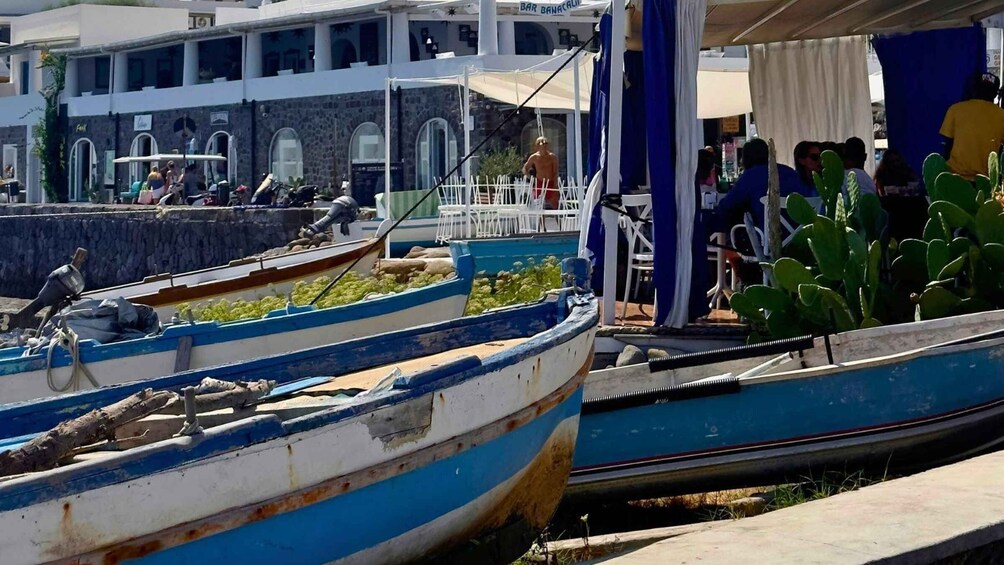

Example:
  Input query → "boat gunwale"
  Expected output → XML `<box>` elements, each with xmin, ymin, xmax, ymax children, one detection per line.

<box><xmin>0</xmin><ymin>254</ymin><xmax>477</xmax><ymax>374</ymax></box>
<box><xmin>82</xmin><ymin>237</ymin><xmax>378</xmax><ymax>298</ymax></box>
<box><xmin>0</xmin><ymin>293</ymin><xmax>598</xmax><ymax>512</ymax></box>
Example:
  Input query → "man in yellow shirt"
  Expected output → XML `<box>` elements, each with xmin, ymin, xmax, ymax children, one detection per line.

<box><xmin>940</xmin><ymin>73</ymin><xmax>1004</xmax><ymax>179</ymax></box>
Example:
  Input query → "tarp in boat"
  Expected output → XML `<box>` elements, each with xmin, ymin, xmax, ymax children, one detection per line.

<box><xmin>32</xmin><ymin>298</ymin><xmax>160</xmax><ymax>350</ymax></box>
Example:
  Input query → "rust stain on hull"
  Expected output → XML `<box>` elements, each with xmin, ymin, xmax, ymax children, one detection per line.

<box><xmin>56</xmin><ymin>347</ymin><xmax>593</xmax><ymax>565</ymax></box>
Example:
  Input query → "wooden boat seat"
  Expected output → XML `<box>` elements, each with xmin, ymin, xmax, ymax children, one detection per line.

<box><xmin>305</xmin><ymin>339</ymin><xmax>527</xmax><ymax>393</ymax></box>
<box><xmin>99</xmin><ymin>338</ymin><xmax>530</xmax><ymax>451</ymax></box>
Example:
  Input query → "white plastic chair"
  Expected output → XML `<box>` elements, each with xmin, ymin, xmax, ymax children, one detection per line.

<box><xmin>619</xmin><ymin>193</ymin><xmax>654</xmax><ymax>319</ymax></box>
<box><xmin>518</xmin><ymin>177</ymin><xmax>548</xmax><ymax>234</ymax></box>
<box><xmin>435</xmin><ymin>176</ymin><xmax>466</xmax><ymax>243</ymax></box>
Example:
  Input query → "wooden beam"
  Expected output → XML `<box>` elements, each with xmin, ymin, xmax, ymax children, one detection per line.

<box><xmin>790</xmin><ymin>0</ymin><xmax>874</xmax><ymax>39</ymax></box>
<box><xmin>732</xmin><ymin>0</ymin><xmax>802</xmax><ymax>43</ymax></box>
<box><xmin>850</xmin><ymin>0</ymin><xmax>939</xmax><ymax>33</ymax></box>
<box><xmin>908</xmin><ymin>0</ymin><xmax>1004</xmax><ymax>28</ymax></box>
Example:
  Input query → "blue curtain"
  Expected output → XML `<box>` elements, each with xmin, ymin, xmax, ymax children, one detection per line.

<box><xmin>873</xmin><ymin>25</ymin><xmax>986</xmax><ymax>181</ymax></box>
<box><xmin>585</xmin><ymin>13</ymin><xmax>612</xmax><ymax>290</ymax></box>
<box><xmin>643</xmin><ymin>0</ymin><xmax>677</xmax><ymax>326</ymax></box>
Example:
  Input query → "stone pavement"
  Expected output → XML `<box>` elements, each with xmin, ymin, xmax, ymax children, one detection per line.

<box><xmin>594</xmin><ymin>449</ymin><xmax>1004</xmax><ymax>564</ymax></box>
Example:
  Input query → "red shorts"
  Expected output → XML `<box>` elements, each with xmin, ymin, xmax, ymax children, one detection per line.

<box><xmin>534</xmin><ymin>179</ymin><xmax>560</xmax><ymax>209</ymax></box>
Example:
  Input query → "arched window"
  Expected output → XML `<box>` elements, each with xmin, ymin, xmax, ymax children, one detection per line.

<box><xmin>415</xmin><ymin>118</ymin><xmax>457</xmax><ymax>190</ymax></box>
<box><xmin>129</xmin><ymin>133</ymin><xmax>158</xmax><ymax>184</ymax></box>
<box><xmin>521</xmin><ymin>117</ymin><xmax>566</xmax><ymax>176</ymax></box>
<box><xmin>514</xmin><ymin>22</ymin><xmax>553</xmax><ymax>55</ymax></box>
<box><xmin>205</xmin><ymin>131</ymin><xmax>236</xmax><ymax>184</ymax></box>
<box><xmin>69</xmin><ymin>138</ymin><xmax>98</xmax><ymax>202</ymax></box>
<box><xmin>269</xmin><ymin>128</ymin><xmax>303</xmax><ymax>183</ymax></box>
<box><xmin>332</xmin><ymin>39</ymin><xmax>358</xmax><ymax>70</ymax></box>
<box><xmin>349</xmin><ymin>122</ymin><xmax>385</xmax><ymax>164</ymax></box>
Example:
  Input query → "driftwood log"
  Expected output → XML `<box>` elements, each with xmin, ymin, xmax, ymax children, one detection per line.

<box><xmin>0</xmin><ymin>388</ymin><xmax>179</xmax><ymax>477</ymax></box>
<box><xmin>160</xmin><ymin>378</ymin><xmax>276</xmax><ymax>415</ymax></box>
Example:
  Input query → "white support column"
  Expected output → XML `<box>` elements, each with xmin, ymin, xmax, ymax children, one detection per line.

<box><xmin>603</xmin><ymin>0</ymin><xmax>626</xmax><ymax>325</ymax></box>
<box><xmin>463</xmin><ymin>66</ymin><xmax>472</xmax><ymax>238</ymax></box>
<box><xmin>498</xmin><ymin>20</ymin><xmax>516</xmax><ymax>55</ymax></box>
<box><xmin>478</xmin><ymin>0</ymin><xmax>498</xmax><ymax>56</ymax></box>
<box><xmin>245</xmin><ymin>32</ymin><xmax>263</xmax><ymax>79</ymax></box>
<box><xmin>9</xmin><ymin>54</ymin><xmax>25</xmax><ymax>95</ymax></box>
<box><xmin>64</xmin><ymin>57</ymin><xmax>79</xmax><ymax>99</ymax></box>
<box><xmin>565</xmin><ymin>112</ymin><xmax>576</xmax><ymax>181</ymax></box>
<box><xmin>391</xmin><ymin>11</ymin><xmax>411</xmax><ymax>65</ymax></box>
<box><xmin>384</xmin><ymin>78</ymin><xmax>392</xmax><ymax>257</ymax></box>
<box><xmin>183</xmin><ymin>41</ymin><xmax>199</xmax><ymax>86</ymax></box>
<box><xmin>572</xmin><ymin>52</ymin><xmax>583</xmax><ymax>184</ymax></box>
<box><xmin>314</xmin><ymin>23</ymin><xmax>332</xmax><ymax>72</ymax></box>
<box><xmin>113</xmin><ymin>52</ymin><xmax>128</xmax><ymax>93</ymax></box>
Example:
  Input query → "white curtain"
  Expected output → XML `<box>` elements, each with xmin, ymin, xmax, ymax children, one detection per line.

<box><xmin>664</xmin><ymin>0</ymin><xmax>706</xmax><ymax>328</ymax></box>
<box><xmin>749</xmin><ymin>36</ymin><xmax>875</xmax><ymax>172</ymax></box>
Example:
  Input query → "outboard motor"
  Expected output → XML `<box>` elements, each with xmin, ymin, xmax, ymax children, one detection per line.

<box><xmin>302</xmin><ymin>195</ymin><xmax>359</xmax><ymax>237</ymax></box>
<box><xmin>3</xmin><ymin>249</ymin><xmax>87</xmax><ymax>331</ymax></box>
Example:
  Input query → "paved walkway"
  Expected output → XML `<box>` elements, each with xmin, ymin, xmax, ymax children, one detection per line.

<box><xmin>594</xmin><ymin>449</ymin><xmax>1004</xmax><ymax>564</ymax></box>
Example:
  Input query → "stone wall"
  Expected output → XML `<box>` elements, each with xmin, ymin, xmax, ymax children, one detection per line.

<box><xmin>0</xmin><ymin>206</ymin><xmax>327</xmax><ymax>298</ymax></box>
<box><xmin>64</xmin><ymin>86</ymin><xmax>590</xmax><ymax>200</ymax></box>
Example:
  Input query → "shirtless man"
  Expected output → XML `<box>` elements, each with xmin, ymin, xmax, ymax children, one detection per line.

<box><xmin>522</xmin><ymin>136</ymin><xmax>560</xmax><ymax>209</ymax></box>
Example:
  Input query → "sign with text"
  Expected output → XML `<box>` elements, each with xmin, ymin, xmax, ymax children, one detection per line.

<box><xmin>519</xmin><ymin>0</ymin><xmax>582</xmax><ymax>16</ymax></box>
<box><xmin>210</xmin><ymin>111</ymin><xmax>229</xmax><ymax>127</ymax></box>
<box><xmin>722</xmin><ymin>115</ymin><xmax>741</xmax><ymax>134</ymax></box>
<box><xmin>351</xmin><ymin>162</ymin><xmax>403</xmax><ymax>207</ymax></box>
<box><xmin>133</xmin><ymin>114</ymin><xmax>152</xmax><ymax>132</ymax></box>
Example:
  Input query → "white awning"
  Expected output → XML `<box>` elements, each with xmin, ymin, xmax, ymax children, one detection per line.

<box><xmin>409</xmin><ymin>54</ymin><xmax>752</xmax><ymax>119</ymax></box>
<box><xmin>113</xmin><ymin>154</ymin><xmax>227</xmax><ymax>164</ymax></box>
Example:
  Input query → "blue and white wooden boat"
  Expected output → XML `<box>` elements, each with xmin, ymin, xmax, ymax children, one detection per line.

<box><xmin>0</xmin><ymin>255</ymin><xmax>475</xmax><ymax>405</ymax></box>
<box><xmin>450</xmin><ymin>232</ymin><xmax>579</xmax><ymax>276</ymax></box>
<box><xmin>568</xmin><ymin>311</ymin><xmax>1004</xmax><ymax>500</ymax></box>
<box><xmin>0</xmin><ymin>260</ymin><xmax>598</xmax><ymax>564</ymax></box>
<box><xmin>340</xmin><ymin>218</ymin><xmax>441</xmax><ymax>255</ymax></box>
<box><xmin>85</xmin><ymin>237</ymin><xmax>381</xmax><ymax>319</ymax></box>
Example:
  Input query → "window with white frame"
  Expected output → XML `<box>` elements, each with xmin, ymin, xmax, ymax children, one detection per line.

<box><xmin>269</xmin><ymin>128</ymin><xmax>304</xmax><ymax>183</ymax></box>
<box><xmin>129</xmin><ymin>133</ymin><xmax>158</xmax><ymax>184</ymax></box>
<box><xmin>205</xmin><ymin>132</ymin><xmax>236</xmax><ymax>184</ymax></box>
<box><xmin>415</xmin><ymin>118</ymin><xmax>457</xmax><ymax>190</ymax></box>
<box><xmin>349</xmin><ymin>122</ymin><xmax>385</xmax><ymax>164</ymax></box>
<box><xmin>2</xmin><ymin>144</ymin><xmax>17</xmax><ymax>181</ymax></box>
<box><xmin>69</xmin><ymin>138</ymin><xmax>98</xmax><ymax>202</ymax></box>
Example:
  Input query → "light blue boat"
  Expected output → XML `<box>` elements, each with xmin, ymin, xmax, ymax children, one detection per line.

<box><xmin>0</xmin><ymin>255</ymin><xmax>474</xmax><ymax>405</ymax></box>
<box><xmin>450</xmin><ymin>232</ymin><xmax>579</xmax><ymax>275</ymax></box>
<box><xmin>0</xmin><ymin>259</ymin><xmax>598</xmax><ymax>564</ymax></box>
<box><xmin>568</xmin><ymin>312</ymin><xmax>1004</xmax><ymax>500</ymax></box>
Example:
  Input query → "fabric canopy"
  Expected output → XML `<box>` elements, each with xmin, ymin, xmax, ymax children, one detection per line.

<box><xmin>419</xmin><ymin>55</ymin><xmax>750</xmax><ymax>119</ymax></box>
<box><xmin>749</xmin><ymin>36</ymin><xmax>875</xmax><ymax>172</ymax></box>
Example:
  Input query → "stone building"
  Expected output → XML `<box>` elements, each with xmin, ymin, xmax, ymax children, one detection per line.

<box><xmin>0</xmin><ymin>0</ymin><xmax>598</xmax><ymax>205</ymax></box>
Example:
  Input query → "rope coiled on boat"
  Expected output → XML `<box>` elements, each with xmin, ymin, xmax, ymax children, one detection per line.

<box><xmin>46</xmin><ymin>327</ymin><xmax>100</xmax><ymax>393</ymax></box>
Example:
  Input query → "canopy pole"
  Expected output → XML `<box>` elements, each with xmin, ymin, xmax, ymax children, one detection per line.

<box><xmin>463</xmin><ymin>65</ymin><xmax>473</xmax><ymax>238</ymax></box>
<box><xmin>603</xmin><ymin>0</ymin><xmax>626</xmax><ymax>326</ymax></box>
<box><xmin>384</xmin><ymin>77</ymin><xmax>392</xmax><ymax>257</ymax></box>
<box><xmin>572</xmin><ymin>52</ymin><xmax>584</xmax><ymax>185</ymax></box>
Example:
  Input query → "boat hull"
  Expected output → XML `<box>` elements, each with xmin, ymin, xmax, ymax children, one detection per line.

<box><xmin>568</xmin><ymin>334</ymin><xmax>1004</xmax><ymax>500</ymax></box>
<box><xmin>336</xmin><ymin>219</ymin><xmax>440</xmax><ymax>256</ymax></box>
<box><xmin>0</xmin><ymin>257</ymin><xmax>475</xmax><ymax>405</ymax></box>
<box><xmin>0</xmin><ymin>296</ymin><xmax>598</xmax><ymax>565</ymax></box>
<box><xmin>84</xmin><ymin>239</ymin><xmax>380</xmax><ymax>319</ymax></box>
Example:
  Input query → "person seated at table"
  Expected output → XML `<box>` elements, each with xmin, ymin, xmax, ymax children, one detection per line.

<box><xmin>941</xmin><ymin>72</ymin><xmax>1004</xmax><ymax>179</ymax></box>
<box><xmin>873</xmin><ymin>148</ymin><xmax>917</xmax><ymax>196</ymax></box>
<box><xmin>874</xmin><ymin>148</ymin><xmax>925</xmax><ymax>241</ymax></box>
<box><xmin>842</xmin><ymin>137</ymin><xmax>877</xmax><ymax>195</ymax></box>
<box><xmin>522</xmin><ymin>136</ymin><xmax>560</xmax><ymax>209</ymax></box>
<box><xmin>793</xmin><ymin>140</ymin><xmax>822</xmax><ymax>189</ymax></box>
<box><xmin>696</xmin><ymin>148</ymin><xmax>717</xmax><ymax>191</ymax></box>
<box><xmin>711</xmin><ymin>138</ymin><xmax>814</xmax><ymax>233</ymax></box>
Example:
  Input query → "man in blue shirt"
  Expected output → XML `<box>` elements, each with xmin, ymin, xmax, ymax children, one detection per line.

<box><xmin>711</xmin><ymin>138</ymin><xmax>815</xmax><ymax>233</ymax></box>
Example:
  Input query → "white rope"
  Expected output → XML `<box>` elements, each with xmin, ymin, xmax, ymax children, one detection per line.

<box><xmin>46</xmin><ymin>327</ymin><xmax>100</xmax><ymax>393</ymax></box>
